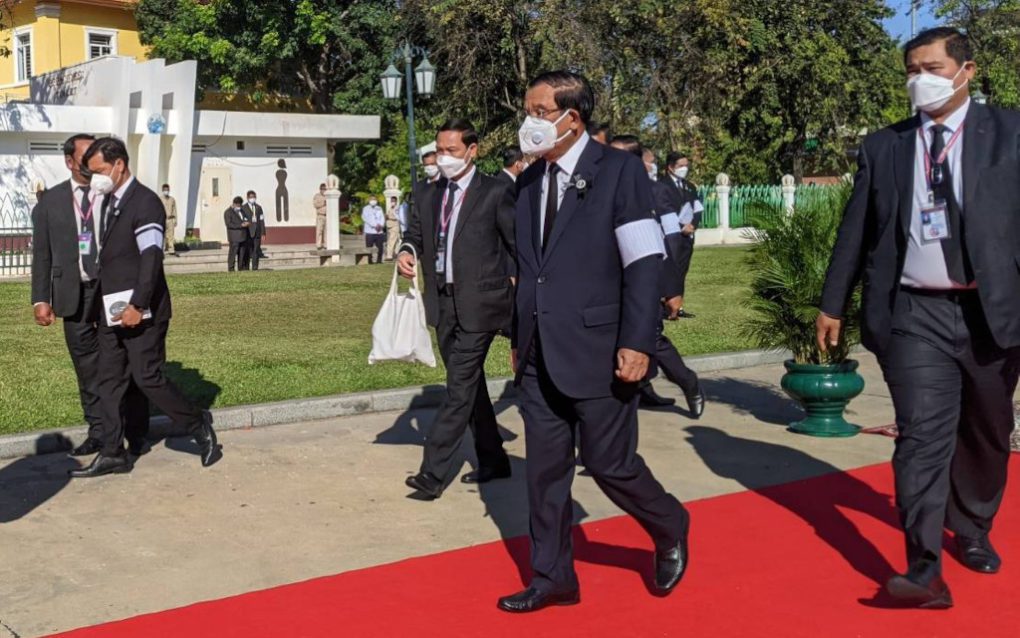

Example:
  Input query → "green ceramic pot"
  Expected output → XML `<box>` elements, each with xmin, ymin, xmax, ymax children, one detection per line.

<box><xmin>780</xmin><ymin>359</ymin><xmax>865</xmax><ymax>437</ymax></box>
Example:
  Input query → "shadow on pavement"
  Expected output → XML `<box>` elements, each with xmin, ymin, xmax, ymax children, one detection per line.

<box><xmin>374</xmin><ymin>384</ymin><xmax>518</xmax><ymax>448</ymax></box>
<box><xmin>685</xmin><ymin>425</ymin><xmax>899</xmax><ymax>586</ymax></box>
<box><xmin>699</xmin><ymin>377</ymin><xmax>803</xmax><ymax>427</ymax></box>
<box><xmin>155</xmin><ymin>362</ymin><xmax>223</xmax><ymax>460</ymax></box>
<box><xmin>0</xmin><ymin>434</ymin><xmax>77</xmax><ymax>523</ymax></box>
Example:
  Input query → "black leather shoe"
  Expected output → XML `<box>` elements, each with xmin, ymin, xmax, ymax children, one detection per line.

<box><xmin>497</xmin><ymin>587</ymin><xmax>580</xmax><ymax>613</ymax></box>
<box><xmin>685</xmin><ymin>386</ymin><xmax>706</xmax><ymax>419</ymax></box>
<box><xmin>69</xmin><ymin>453</ymin><xmax>133</xmax><ymax>478</ymax></box>
<box><xmin>639</xmin><ymin>387</ymin><xmax>676</xmax><ymax>407</ymax></box>
<box><xmin>127</xmin><ymin>439</ymin><xmax>151</xmax><ymax>458</ymax></box>
<box><xmin>956</xmin><ymin>534</ymin><xmax>1001</xmax><ymax>574</ymax></box>
<box><xmin>69</xmin><ymin>437</ymin><xmax>103</xmax><ymax>457</ymax></box>
<box><xmin>885</xmin><ymin>573</ymin><xmax>953</xmax><ymax>609</ymax></box>
<box><xmin>654</xmin><ymin>516</ymin><xmax>690</xmax><ymax>593</ymax></box>
<box><xmin>461</xmin><ymin>466</ymin><xmax>512</xmax><ymax>484</ymax></box>
<box><xmin>193</xmin><ymin>412</ymin><xmax>221</xmax><ymax>468</ymax></box>
<box><xmin>405</xmin><ymin>472</ymin><xmax>443</xmax><ymax>499</ymax></box>
<box><xmin>677</xmin><ymin>309</ymin><xmax>696</xmax><ymax>319</ymax></box>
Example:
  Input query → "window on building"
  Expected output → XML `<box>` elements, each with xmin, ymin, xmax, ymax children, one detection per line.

<box><xmin>212</xmin><ymin>178</ymin><xmax>220</xmax><ymax>197</ymax></box>
<box><xmin>15</xmin><ymin>32</ymin><xmax>32</xmax><ymax>83</ymax></box>
<box><xmin>87</xmin><ymin>31</ymin><xmax>116</xmax><ymax>60</ymax></box>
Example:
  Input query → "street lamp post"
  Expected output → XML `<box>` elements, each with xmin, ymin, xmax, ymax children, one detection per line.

<box><xmin>380</xmin><ymin>43</ymin><xmax>436</xmax><ymax>189</ymax></box>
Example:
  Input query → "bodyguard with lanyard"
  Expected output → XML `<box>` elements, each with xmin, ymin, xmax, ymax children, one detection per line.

<box><xmin>818</xmin><ymin>28</ymin><xmax>1020</xmax><ymax>608</ymax></box>
<box><xmin>30</xmin><ymin>134</ymin><xmax>149</xmax><ymax>459</ymax></box>
<box><xmin>397</xmin><ymin>118</ymin><xmax>517</xmax><ymax>500</ymax></box>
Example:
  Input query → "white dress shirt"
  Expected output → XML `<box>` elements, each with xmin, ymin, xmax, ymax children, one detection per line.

<box><xmin>502</xmin><ymin>168</ymin><xmax>518</xmax><ymax>183</ymax></box>
<box><xmin>901</xmin><ymin>98</ymin><xmax>972</xmax><ymax>290</ymax></box>
<box><xmin>362</xmin><ymin>205</ymin><xmax>385</xmax><ymax>234</ymax></box>
<box><xmin>440</xmin><ymin>166</ymin><xmax>477</xmax><ymax>284</ymax></box>
<box><xmin>539</xmin><ymin>131</ymin><xmax>590</xmax><ymax>240</ymax></box>
<box><xmin>71</xmin><ymin>181</ymin><xmax>93</xmax><ymax>281</ymax></box>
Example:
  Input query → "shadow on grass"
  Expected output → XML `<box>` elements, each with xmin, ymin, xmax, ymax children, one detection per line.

<box><xmin>0</xmin><ymin>434</ymin><xmax>77</xmax><ymax>523</ymax></box>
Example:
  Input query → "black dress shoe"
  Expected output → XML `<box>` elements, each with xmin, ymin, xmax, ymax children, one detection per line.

<box><xmin>193</xmin><ymin>412</ymin><xmax>221</xmax><ymax>468</ymax></box>
<box><xmin>405</xmin><ymin>472</ymin><xmax>443</xmax><ymax>499</ymax></box>
<box><xmin>685</xmin><ymin>386</ymin><xmax>706</xmax><ymax>419</ymax></box>
<box><xmin>885</xmin><ymin>573</ymin><xmax>953</xmax><ymax>609</ymax></box>
<box><xmin>497</xmin><ymin>587</ymin><xmax>580</xmax><ymax>613</ymax></box>
<box><xmin>677</xmin><ymin>309</ymin><xmax>696</xmax><ymax>319</ymax></box>
<box><xmin>127</xmin><ymin>439</ymin><xmax>151</xmax><ymax>458</ymax></box>
<box><xmin>69</xmin><ymin>453</ymin><xmax>133</xmax><ymax>478</ymax></box>
<box><xmin>956</xmin><ymin>534</ymin><xmax>1001</xmax><ymax>574</ymax></box>
<box><xmin>655</xmin><ymin>516</ymin><xmax>690</xmax><ymax>593</ymax></box>
<box><xmin>461</xmin><ymin>466</ymin><xmax>512</xmax><ymax>484</ymax></box>
<box><xmin>639</xmin><ymin>387</ymin><xmax>676</xmax><ymax>407</ymax></box>
<box><xmin>69</xmin><ymin>437</ymin><xmax>103</xmax><ymax>457</ymax></box>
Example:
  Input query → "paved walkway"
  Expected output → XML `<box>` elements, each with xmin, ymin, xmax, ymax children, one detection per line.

<box><xmin>0</xmin><ymin>356</ymin><xmax>900</xmax><ymax>637</ymax></box>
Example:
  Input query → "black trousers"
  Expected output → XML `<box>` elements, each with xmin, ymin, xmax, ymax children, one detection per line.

<box><xmin>251</xmin><ymin>234</ymin><xmax>263</xmax><ymax>270</ymax></box>
<box><xmin>652</xmin><ymin>323</ymin><xmax>699</xmax><ymax>397</ymax></box>
<box><xmin>880</xmin><ymin>289</ymin><xmax>1020</xmax><ymax>574</ymax></box>
<box><xmin>63</xmin><ymin>280</ymin><xmax>149</xmax><ymax>443</ymax></box>
<box><xmin>674</xmin><ymin>234</ymin><xmax>695</xmax><ymax>297</ymax></box>
<box><xmin>419</xmin><ymin>292</ymin><xmax>508</xmax><ymax>482</ymax></box>
<box><xmin>227</xmin><ymin>240</ymin><xmax>250</xmax><ymax>271</ymax></box>
<box><xmin>97</xmin><ymin>320</ymin><xmax>203</xmax><ymax>456</ymax></box>
<box><xmin>519</xmin><ymin>337</ymin><xmax>688</xmax><ymax>592</ymax></box>
<box><xmin>366</xmin><ymin>234</ymin><xmax>385</xmax><ymax>264</ymax></box>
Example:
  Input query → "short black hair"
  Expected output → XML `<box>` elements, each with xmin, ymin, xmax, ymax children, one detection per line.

<box><xmin>83</xmin><ymin>137</ymin><xmax>129</xmax><ymax>167</ymax></box>
<box><xmin>610</xmin><ymin>134</ymin><xmax>642</xmax><ymax>158</ymax></box>
<box><xmin>162</xmin><ymin>183</ymin><xmax>170</xmax><ymax>189</ymax></box>
<box><xmin>246</xmin><ymin>190</ymin><xmax>256</xmax><ymax>197</ymax></box>
<box><xmin>904</xmin><ymin>27</ymin><xmax>973</xmax><ymax>67</ymax></box>
<box><xmin>63</xmin><ymin>134</ymin><xmax>96</xmax><ymax>157</ymax></box>
<box><xmin>421</xmin><ymin>151</ymin><xmax>437</xmax><ymax>161</ymax></box>
<box><xmin>666</xmin><ymin>151</ymin><xmax>688</xmax><ymax>166</ymax></box>
<box><xmin>501</xmin><ymin>146</ymin><xmax>523</xmax><ymax>168</ymax></box>
<box><xmin>529</xmin><ymin>70</ymin><xmax>595</xmax><ymax>124</ymax></box>
<box><xmin>438</xmin><ymin>118</ymin><xmax>479</xmax><ymax>147</ymax></box>
<box><xmin>587</xmin><ymin>121</ymin><xmax>611</xmax><ymax>139</ymax></box>
<box><xmin>232</xmin><ymin>196</ymin><xmax>243</xmax><ymax>205</ymax></box>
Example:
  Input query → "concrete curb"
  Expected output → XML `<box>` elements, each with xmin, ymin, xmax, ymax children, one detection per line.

<box><xmin>0</xmin><ymin>348</ymin><xmax>793</xmax><ymax>460</ymax></box>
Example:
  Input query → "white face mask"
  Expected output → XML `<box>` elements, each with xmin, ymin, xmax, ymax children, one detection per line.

<box><xmin>673</xmin><ymin>165</ymin><xmax>689</xmax><ymax>180</ymax></box>
<box><xmin>162</xmin><ymin>189</ymin><xmax>170</xmax><ymax>197</ymax></box>
<box><xmin>90</xmin><ymin>172</ymin><xmax>116</xmax><ymax>196</ymax></box>
<box><xmin>907</xmin><ymin>67</ymin><xmax>968</xmax><ymax>113</ymax></box>
<box><xmin>647</xmin><ymin>163</ymin><xmax>658</xmax><ymax>181</ymax></box>
<box><xmin>369</xmin><ymin>199</ymin><xmax>378</xmax><ymax>206</ymax></box>
<box><xmin>248</xmin><ymin>198</ymin><xmax>256</xmax><ymax>205</ymax></box>
<box><xmin>518</xmin><ymin>110</ymin><xmax>572</xmax><ymax>156</ymax></box>
<box><xmin>437</xmin><ymin>152</ymin><xmax>471</xmax><ymax>179</ymax></box>
<box><xmin>423</xmin><ymin>164</ymin><xmax>440</xmax><ymax>179</ymax></box>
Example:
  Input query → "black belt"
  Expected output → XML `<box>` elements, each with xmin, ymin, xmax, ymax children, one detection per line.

<box><xmin>438</xmin><ymin>283</ymin><xmax>455</xmax><ymax>297</ymax></box>
<box><xmin>901</xmin><ymin>286</ymin><xmax>977</xmax><ymax>300</ymax></box>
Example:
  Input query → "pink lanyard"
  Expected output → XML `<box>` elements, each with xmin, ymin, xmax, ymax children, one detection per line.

<box><xmin>920</xmin><ymin>123</ymin><xmax>964</xmax><ymax>191</ymax></box>
<box><xmin>72</xmin><ymin>188</ymin><xmax>96</xmax><ymax>225</ymax></box>
<box><xmin>439</xmin><ymin>185</ymin><xmax>467</xmax><ymax>234</ymax></box>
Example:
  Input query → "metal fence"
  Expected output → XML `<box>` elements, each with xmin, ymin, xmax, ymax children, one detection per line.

<box><xmin>0</xmin><ymin>193</ymin><xmax>33</xmax><ymax>277</ymax></box>
<box><xmin>695</xmin><ymin>182</ymin><xmax>842</xmax><ymax>229</ymax></box>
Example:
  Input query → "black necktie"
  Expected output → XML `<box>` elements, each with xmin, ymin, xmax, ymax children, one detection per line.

<box><xmin>543</xmin><ymin>163</ymin><xmax>560</xmax><ymax>251</ymax></box>
<box><xmin>929</xmin><ymin>124</ymin><xmax>972</xmax><ymax>284</ymax></box>
<box><xmin>440</xmin><ymin>182</ymin><xmax>458</xmax><ymax>238</ymax></box>
<box><xmin>79</xmin><ymin>186</ymin><xmax>97</xmax><ymax>278</ymax></box>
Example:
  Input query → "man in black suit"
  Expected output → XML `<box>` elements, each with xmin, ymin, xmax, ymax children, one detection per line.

<box><xmin>224</xmin><ymin>196</ymin><xmax>252</xmax><ymax>272</ymax></box>
<box><xmin>495</xmin><ymin>146</ymin><xmax>527</xmax><ymax>195</ymax></box>
<box><xmin>396</xmin><ymin>118</ymin><xmax>516</xmax><ymax>500</ymax></box>
<box><xmin>817</xmin><ymin>28</ymin><xmax>1020</xmax><ymax>609</ymax></box>
<box><xmin>31</xmin><ymin>134</ymin><xmax>149</xmax><ymax>458</ymax></box>
<box><xmin>498</xmin><ymin>72</ymin><xmax>688</xmax><ymax>613</ymax></box>
<box><xmin>71</xmin><ymin>137</ymin><xmax>220</xmax><ymax>477</ymax></box>
<box><xmin>661</xmin><ymin>151</ymin><xmax>703</xmax><ymax>318</ymax></box>
<box><xmin>245</xmin><ymin>190</ymin><xmax>267</xmax><ymax>270</ymax></box>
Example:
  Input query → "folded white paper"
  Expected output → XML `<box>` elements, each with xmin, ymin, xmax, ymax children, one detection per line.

<box><xmin>102</xmin><ymin>289</ymin><xmax>152</xmax><ymax>326</ymax></box>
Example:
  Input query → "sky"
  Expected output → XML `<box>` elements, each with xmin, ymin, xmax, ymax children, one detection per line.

<box><xmin>882</xmin><ymin>0</ymin><xmax>941</xmax><ymax>41</ymax></box>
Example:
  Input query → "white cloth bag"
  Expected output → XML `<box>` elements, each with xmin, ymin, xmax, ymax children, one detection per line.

<box><xmin>368</xmin><ymin>246</ymin><xmax>437</xmax><ymax>367</ymax></box>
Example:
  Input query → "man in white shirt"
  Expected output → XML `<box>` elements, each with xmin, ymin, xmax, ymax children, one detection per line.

<box><xmin>361</xmin><ymin>197</ymin><xmax>386</xmax><ymax>264</ymax></box>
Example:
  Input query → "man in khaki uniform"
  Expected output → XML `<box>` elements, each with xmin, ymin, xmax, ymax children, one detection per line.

<box><xmin>161</xmin><ymin>183</ymin><xmax>178</xmax><ymax>255</ymax></box>
<box><xmin>385</xmin><ymin>195</ymin><xmax>402</xmax><ymax>261</ymax></box>
<box><xmin>313</xmin><ymin>183</ymin><xmax>327</xmax><ymax>250</ymax></box>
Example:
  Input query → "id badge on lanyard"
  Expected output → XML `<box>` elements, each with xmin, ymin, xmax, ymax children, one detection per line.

<box><xmin>74</xmin><ymin>190</ymin><xmax>96</xmax><ymax>256</ymax></box>
<box><xmin>435</xmin><ymin>186</ymin><xmax>465</xmax><ymax>274</ymax></box>
<box><xmin>919</xmin><ymin>125</ymin><xmax>962</xmax><ymax>244</ymax></box>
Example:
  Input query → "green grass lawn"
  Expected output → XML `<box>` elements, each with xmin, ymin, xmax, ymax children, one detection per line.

<box><xmin>0</xmin><ymin>246</ymin><xmax>754</xmax><ymax>434</ymax></box>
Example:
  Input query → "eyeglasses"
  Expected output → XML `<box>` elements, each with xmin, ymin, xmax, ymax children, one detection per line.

<box><xmin>525</xmin><ymin>107</ymin><xmax>565</xmax><ymax>120</ymax></box>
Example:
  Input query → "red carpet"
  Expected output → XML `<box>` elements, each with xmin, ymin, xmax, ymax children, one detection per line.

<box><xmin>52</xmin><ymin>458</ymin><xmax>1020</xmax><ymax>638</ymax></box>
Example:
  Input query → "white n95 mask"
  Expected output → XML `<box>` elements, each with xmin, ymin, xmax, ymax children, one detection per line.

<box><xmin>423</xmin><ymin>165</ymin><xmax>440</xmax><ymax>179</ymax></box>
<box><xmin>907</xmin><ymin>67</ymin><xmax>967</xmax><ymax>113</ymax></box>
<box><xmin>90</xmin><ymin>173</ymin><xmax>115</xmax><ymax>195</ymax></box>
<box><xmin>436</xmin><ymin>153</ymin><xmax>470</xmax><ymax>179</ymax></box>
<box><xmin>518</xmin><ymin>111</ymin><xmax>572</xmax><ymax>156</ymax></box>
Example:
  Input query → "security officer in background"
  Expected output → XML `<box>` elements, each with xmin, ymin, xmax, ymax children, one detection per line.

<box><xmin>31</xmin><ymin>133</ymin><xmax>149</xmax><ymax>458</ymax></box>
<box><xmin>73</xmin><ymin>137</ymin><xmax>220</xmax><ymax>477</ymax></box>
<box><xmin>397</xmin><ymin>118</ymin><xmax>516</xmax><ymax>500</ymax></box>
<box><xmin>160</xmin><ymin>183</ymin><xmax>177</xmax><ymax>256</ymax></box>
<box><xmin>663</xmin><ymin>151</ymin><xmax>703</xmax><ymax>318</ymax></box>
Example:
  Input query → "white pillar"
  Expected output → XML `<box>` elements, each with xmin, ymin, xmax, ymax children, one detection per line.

<box><xmin>324</xmin><ymin>174</ymin><xmax>342</xmax><ymax>263</ymax></box>
<box><xmin>716</xmin><ymin>173</ymin><xmax>731</xmax><ymax>231</ymax></box>
<box><xmin>781</xmin><ymin>174</ymin><xmax>796</xmax><ymax>213</ymax></box>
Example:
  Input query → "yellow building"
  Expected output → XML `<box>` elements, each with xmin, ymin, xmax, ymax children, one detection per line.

<box><xmin>0</xmin><ymin>0</ymin><xmax>146</xmax><ymax>102</ymax></box>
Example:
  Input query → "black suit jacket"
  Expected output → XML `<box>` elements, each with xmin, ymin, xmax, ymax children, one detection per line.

<box><xmin>513</xmin><ymin>141</ymin><xmax>662</xmax><ymax>399</ymax></box>
<box><xmin>31</xmin><ymin>180</ymin><xmax>87</xmax><ymax>316</ymax></box>
<box><xmin>97</xmin><ymin>179</ymin><xmax>172</xmax><ymax>324</ymax></box>
<box><xmin>662</xmin><ymin>176</ymin><xmax>703</xmax><ymax>227</ymax></box>
<box><xmin>821</xmin><ymin>102</ymin><xmax>1020</xmax><ymax>355</ymax></box>
<box><xmin>223</xmin><ymin>207</ymin><xmax>250</xmax><ymax>244</ymax></box>
<box><xmin>495</xmin><ymin>170</ymin><xmax>518</xmax><ymax>196</ymax></box>
<box><xmin>401</xmin><ymin>171</ymin><xmax>516</xmax><ymax>335</ymax></box>
<box><xmin>245</xmin><ymin>202</ymin><xmax>266</xmax><ymax>238</ymax></box>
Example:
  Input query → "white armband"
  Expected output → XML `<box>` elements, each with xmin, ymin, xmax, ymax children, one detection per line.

<box><xmin>135</xmin><ymin>223</ymin><xmax>165</xmax><ymax>253</ymax></box>
<box><xmin>615</xmin><ymin>219</ymin><xmax>665</xmax><ymax>268</ymax></box>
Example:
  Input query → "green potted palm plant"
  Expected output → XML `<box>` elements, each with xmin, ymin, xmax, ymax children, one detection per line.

<box><xmin>743</xmin><ymin>182</ymin><xmax>864</xmax><ymax>437</ymax></box>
